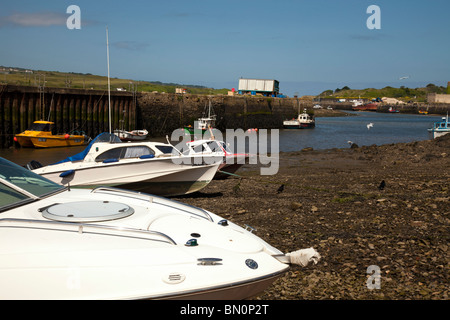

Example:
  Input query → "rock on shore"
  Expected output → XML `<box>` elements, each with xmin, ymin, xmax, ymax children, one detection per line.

<box><xmin>173</xmin><ymin>134</ymin><xmax>449</xmax><ymax>300</ymax></box>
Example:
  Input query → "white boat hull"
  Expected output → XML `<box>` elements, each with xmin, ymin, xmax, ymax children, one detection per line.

<box><xmin>0</xmin><ymin>187</ymin><xmax>289</xmax><ymax>300</ymax></box>
<box><xmin>429</xmin><ymin>129</ymin><xmax>450</xmax><ymax>139</ymax></box>
<box><xmin>1</xmin><ymin>156</ymin><xmax>322</xmax><ymax>300</ymax></box>
<box><xmin>34</xmin><ymin>157</ymin><xmax>220</xmax><ymax>196</ymax></box>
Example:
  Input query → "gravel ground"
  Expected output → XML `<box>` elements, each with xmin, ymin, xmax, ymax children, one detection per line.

<box><xmin>173</xmin><ymin>134</ymin><xmax>450</xmax><ymax>300</ymax></box>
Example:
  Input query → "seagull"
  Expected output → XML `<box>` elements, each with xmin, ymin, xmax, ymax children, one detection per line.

<box><xmin>367</xmin><ymin>123</ymin><xmax>374</xmax><ymax>130</ymax></box>
<box><xmin>399</xmin><ymin>76</ymin><xmax>410</xmax><ymax>80</ymax></box>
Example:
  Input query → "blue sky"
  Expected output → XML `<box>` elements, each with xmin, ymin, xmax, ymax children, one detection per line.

<box><xmin>0</xmin><ymin>0</ymin><xmax>449</xmax><ymax>96</ymax></box>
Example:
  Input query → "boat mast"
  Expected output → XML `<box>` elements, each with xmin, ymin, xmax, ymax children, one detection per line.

<box><xmin>208</xmin><ymin>100</ymin><xmax>211</xmax><ymax>118</ymax></box>
<box><xmin>106</xmin><ymin>27</ymin><xmax>112</xmax><ymax>136</ymax></box>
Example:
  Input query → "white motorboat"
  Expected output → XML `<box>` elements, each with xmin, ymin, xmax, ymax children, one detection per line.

<box><xmin>30</xmin><ymin>133</ymin><xmax>222</xmax><ymax>196</ymax></box>
<box><xmin>283</xmin><ymin>110</ymin><xmax>315</xmax><ymax>129</ymax></box>
<box><xmin>0</xmin><ymin>156</ymin><xmax>320</xmax><ymax>299</ymax></box>
<box><xmin>428</xmin><ymin>114</ymin><xmax>449</xmax><ymax>139</ymax></box>
<box><xmin>114</xmin><ymin>129</ymin><xmax>148</xmax><ymax>141</ymax></box>
<box><xmin>185</xmin><ymin>138</ymin><xmax>249</xmax><ymax>179</ymax></box>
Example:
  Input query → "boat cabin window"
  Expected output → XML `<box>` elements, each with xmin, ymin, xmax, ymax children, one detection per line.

<box><xmin>0</xmin><ymin>157</ymin><xmax>63</xmax><ymax>210</ymax></box>
<box><xmin>95</xmin><ymin>146</ymin><xmax>155</xmax><ymax>162</ymax></box>
<box><xmin>155</xmin><ymin>145</ymin><xmax>176</xmax><ymax>155</ymax></box>
<box><xmin>28</xmin><ymin>122</ymin><xmax>52</xmax><ymax>132</ymax></box>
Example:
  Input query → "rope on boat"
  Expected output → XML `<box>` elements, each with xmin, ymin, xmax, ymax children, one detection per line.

<box><xmin>217</xmin><ymin>170</ymin><xmax>243</xmax><ymax>178</ymax></box>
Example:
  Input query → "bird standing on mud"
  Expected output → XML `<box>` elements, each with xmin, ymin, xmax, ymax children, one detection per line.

<box><xmin>378</xmin><ymin>180</ymin><xmax>386</xmax><ymax>191</ymax></box>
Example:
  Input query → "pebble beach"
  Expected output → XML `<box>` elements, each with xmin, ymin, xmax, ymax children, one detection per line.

<box><xmin>174</xmin><ymin>133</ymin><xmax>450</xmax><ymax>300</ymax></box>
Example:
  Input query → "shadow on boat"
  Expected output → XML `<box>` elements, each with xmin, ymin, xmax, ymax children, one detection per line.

<box><xmin>172</xmin><ymin>191</ymin><xmax>224</xmax><ymax>199</ymax></box>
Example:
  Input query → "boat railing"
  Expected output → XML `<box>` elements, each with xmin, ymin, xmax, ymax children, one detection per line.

<box><xmin>90</xmin><ymin>186</ymin><xmax>214</xmax><ymax>222</ymax></box>
<box><xmin>0</xmin><ymin>218</ymin><xmax>177</xmax><ymax>245</ymax></box>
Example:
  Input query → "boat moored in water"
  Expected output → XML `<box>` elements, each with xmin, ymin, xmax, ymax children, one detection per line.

<box><xmin>352</xmin><ymin>103</ymin><xmax>378</xmax><ymax>111</ymax></box>
<box><xmin>0</xmin><ymin>156</ymin><xmax>320</xmax><ymax>299</ymax></box>
<box><xmin>283</xmin><ymin>110</ymin><xmax>315</xmax><ymax>129</ymax></box>
<box><xmin>428</xmin><ymin>114</ymin><xmax>450</xmax><ymax>139</ymax></box>
<box><xmin>14</xmin><ymin>121</ymin><xmax>90</xmax><ymax>148</ymax></box>
<box><xmin>113</xmin><ymin>129</ymin><xmax>148</xmax><ymax>141</ymax></box>
<box><xmin>388</xmin><ymin>107</ymin><xmax>399</xmax><ymax>113</ymax></box>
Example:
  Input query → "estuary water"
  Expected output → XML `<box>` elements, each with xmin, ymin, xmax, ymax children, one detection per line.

<box><xmin>0</xmin><ymin>111</ymin><xmax>442</xmax><ymax>166</ymax></box>
<box><xmin>278</xmin><ymin>111</ymin><xmax>442</xmax><ymax>152</ymax></box>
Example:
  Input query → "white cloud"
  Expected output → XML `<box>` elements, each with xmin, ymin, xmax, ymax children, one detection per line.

<box><xmin>0</xmin><ymin>11</ymin><xmax>66</xmax><ymax>27</ymax></box>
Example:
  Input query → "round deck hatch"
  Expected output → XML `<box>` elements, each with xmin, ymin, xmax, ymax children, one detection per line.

<box><xmin>42</xmin><ymin>201</ymin><xmax>134</xmax><ymax>222</ymax></box>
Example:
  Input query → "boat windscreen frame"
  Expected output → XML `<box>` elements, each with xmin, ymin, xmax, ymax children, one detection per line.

<box><xmin>0</xmin><ymin>157</ymin><xmax>67</xmax><ymax>212</ymax></box>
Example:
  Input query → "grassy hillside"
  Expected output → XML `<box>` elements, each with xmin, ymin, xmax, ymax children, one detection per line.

<box><xmin>319</xmin><ymin>84</ymin><xmax>448</xmax><ymax>102</ymax></box>
<box><xmin>0</xmin><ymin>66</ymin><xmax>230</xmax><ymax>95</ymax></box>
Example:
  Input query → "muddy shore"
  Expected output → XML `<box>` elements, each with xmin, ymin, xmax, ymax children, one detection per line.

<box><xmin>173</xmin><ymin>134</ymin><xmax>449</xmax><ymax>300</ymax></box>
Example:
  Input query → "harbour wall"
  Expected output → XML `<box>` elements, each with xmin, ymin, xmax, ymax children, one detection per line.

<box><xmin>0</xmin><ymin>85</ymin><xmax>301</xmax><ymax>148</ymax></box>
<box><xmin>0</xmin><ymin>85</ymin><xmax>136</xmax><ymax>148</ymax></box>
<box><xmin>137</xmin><ymin>92</ymin><xmax>301</xmax><ymax>137</ymax></box>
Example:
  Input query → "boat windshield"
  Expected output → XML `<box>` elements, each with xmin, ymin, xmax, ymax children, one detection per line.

<box><xmin>27</xmin><ymin>122</ymin><xmax>52</xmax><ymax>132</ymax></box>
<box><xmin>219</xmin><ymin>141</ymin><xmax>232</xmax><ymax>154</ymax></box>
<box><xmin>0</xmin><ymin>157</ymin><xmax>64</xmax><ymax>211</ymax></box>
<box><xmin>207</xmin><ymin>141</ymin><xmax>224</xmax><ymax>153</ymax></box>
<box><xmin>53</xmin><ymin>132</ymin><xmax>122</xmax><ymax>164</ymax></box>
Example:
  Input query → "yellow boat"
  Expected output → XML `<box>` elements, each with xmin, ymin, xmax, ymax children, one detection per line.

<box><xmin>14</xmin><ymin>121</ymin><xmax>89</xmax><ymax>148</ymax></box>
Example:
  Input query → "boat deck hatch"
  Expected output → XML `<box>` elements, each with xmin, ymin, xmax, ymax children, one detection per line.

<box><xmin>42</xmin><ymin>201</ymin><xmax>134</xmax><ymax>222</ymax></box>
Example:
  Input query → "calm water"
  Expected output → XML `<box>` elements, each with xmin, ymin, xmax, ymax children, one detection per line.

<box><xmin>279</xmin><ymin>111</ymin><xmax>441</xmax><ymax>152</ymax></box>
<box><xmin>0</xmin><ymin>112</ymin><xmax>442</xmax><ymax>166</ymax></box>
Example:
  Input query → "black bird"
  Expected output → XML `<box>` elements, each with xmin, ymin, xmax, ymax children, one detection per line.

<box><xmin>378</xmin><ymin>180</ymin><xmax>385</xmax><ymax>191</ymax></box>
<box><xmin>277</xmin><ymin>184</ymin><xmax>285</xmax><ymax>194</ymax></box>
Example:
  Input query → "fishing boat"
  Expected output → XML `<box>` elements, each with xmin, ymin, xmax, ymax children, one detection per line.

<box><xmin>352</xmin><ymin>99</ymin><xmax>364</xmax><ymax>107</ymax></box>
<box><xmin>30</xmin><ymin>132</ymin><xmax>222</xmax><ymax>196</ymax></box>
<box><xmin>0</xmin><ymin>156</ymin><xmax>320</xmax><ymax>300</ymax></box>
<box><xmin>388</xmin><ymin>107</ymin><xmax>399</xmax><ymax>113</ymax></box>
<box><xmin>184</xmin><ymin>100</ymin><xmax>216</xmax><ymax>134</ymax></box>
<box><xmin>14</xmin><ymin>121</ymin><xmax>89</xmax><ymax>148</ymax></box>
<box><xmin>114</xmin><ymin>129</ymin><xmax>148</xmax><ymax>141</ymax></box>
<box><xmin>428</xmin><ymin>114</ymin><xmax>450</xmax><ymax>139</ymax></box>
<box><xmin>185</xmin><ymin>138</ymin><xmax>249</xmax><ymax>179</ymax></box>
<box><xmin>283</xmin><ymin>109</ymin><xmax>315</xmax><ymax>129</ymax></box>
